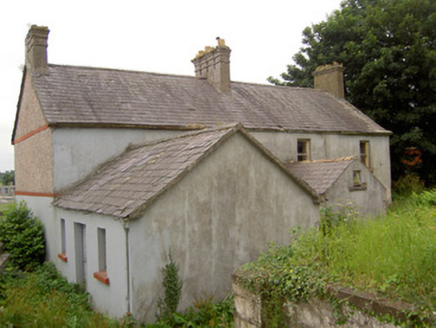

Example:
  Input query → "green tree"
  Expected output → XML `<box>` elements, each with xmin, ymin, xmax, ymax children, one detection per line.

<box><xmin>269</xmin><ymin>0</ymin><xmax>436</xmax><ymax>184</ymax></box>
<box><xmin>0</xmin><ymin>170</ymin><xmax>15</xmax><ymax>185</ymax></box>
<box><xmin>0</xmin><ymin>201</ymin><xmax>45</xmax><ymax>271</ymax></box>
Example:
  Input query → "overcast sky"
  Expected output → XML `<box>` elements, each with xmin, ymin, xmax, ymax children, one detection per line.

<box><xmin>0</xmin><ymin>0</ymin><xmax>343</xmax><ymax>172</ymax></box>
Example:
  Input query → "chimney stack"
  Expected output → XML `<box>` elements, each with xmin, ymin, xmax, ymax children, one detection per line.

<box><xmin>25</xmin><ymin>25</ymin><xmax>50</xmax><ymax>75</ymax></box>
<box><xmin>312</xmin><ymin>63</ymin><xmax>345</xmax><ymax>98</ymax></box>
<box><xmin>192</xmin><ymin>38</ymin><xmax>231</xmax><ymax>94</ymax></box>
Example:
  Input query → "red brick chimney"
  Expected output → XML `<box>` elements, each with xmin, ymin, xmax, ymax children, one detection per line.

<box><xmin>192</xmin><ymin>38</ymin><xmax>231</xmax><ymax>94</ymax></box>
<box><xmin>25</xmin><ymin>25</ymin><xmax>50</xmax><ymax>75</ymax></box>
<box><xmin>312</xmin><ymin>63</ymin><xmax>345</xmax><ymax>98</ymax></box>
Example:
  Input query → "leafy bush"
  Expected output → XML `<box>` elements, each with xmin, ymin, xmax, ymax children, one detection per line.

<box><xmin>0</xmin><ymin>201</ymin><xmax>45</xmax><ymax>271</ymax></box>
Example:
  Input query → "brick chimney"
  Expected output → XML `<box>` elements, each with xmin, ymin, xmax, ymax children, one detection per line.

<box><xmin>312</xmin><ymin>63</ymin><xmax>345</xmax><ymax>98</ymax></box>
<box><xmin>25</xmin><ymin>25</ymin><xmax>50</xmax><ymax>75</ymax></box>
<box><xmin>192</xmin><ymin>38</ymin><xmax>231</xmax><ymax>93</ymax></box>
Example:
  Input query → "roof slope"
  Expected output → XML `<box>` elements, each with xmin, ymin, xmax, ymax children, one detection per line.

<box><xmin>54</xmin><ymin>125</ymin><xmax>318</xmax><ymax>219</ymax></box>
<box><xmin>287</xmin><ymin>157</ymin><xmax>355</xmax><ymax>195</ymax></box>
<box><xmin>31</xmin><ymin>64</ymin><xmax>389</xmax><ymax>134</ymax></box>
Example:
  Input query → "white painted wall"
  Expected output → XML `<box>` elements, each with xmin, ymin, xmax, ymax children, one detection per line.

<box><xmin>52</xmin><ymin>208</ymin><xmax>129</xmax><ymax>319</ymax></box>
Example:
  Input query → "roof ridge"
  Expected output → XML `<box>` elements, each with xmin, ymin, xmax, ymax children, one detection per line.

<box><xmin>127</xmin><ymin>123</ymin><xmax>242</xmax><ymax>151</ymax></box>
<box><xmin>47</xmin><ymin>63</ymin><xmax>201</xmax><ymax>80</ymax></box>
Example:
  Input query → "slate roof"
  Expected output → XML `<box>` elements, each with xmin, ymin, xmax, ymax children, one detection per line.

<box><xmin>54</xmin><ymin>124</ymin><xmax>318</xmax><ymax>219</ymax></box>
<box><xmin>286</xmin><ymin>157</ymin><xmax>355</xmax><ymax>195</ymax></box>
<box><xmin>29</xmin><ymin>64</ymin><xmax>389</xmax><ymax>134</ymax></box>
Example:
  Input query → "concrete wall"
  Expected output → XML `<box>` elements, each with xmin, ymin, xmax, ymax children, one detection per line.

<box><xmin>128</xmin><ymin>132</ymin><xmax>320</xmax><ymax>323</ymax></box>
<box><xmin>0</xmin><ymin>186</ymin><xmax>15</xmax><ymax>196</ymax></box>
<box><xmin>252</xmin><ymin>131</ymin><xmax>391</xmax><ymax>200</ymax></box>
<box><xmin>326</xmin><ymin>161</ymin><xmax>387</xmax><ymax>216</ymax></box>
<box><xmin>52</xmin><ymin>128</ymin><xmax>185</xmax><ymax>191</ymax></box>
<box><xmin>233</xmin><ymin>282</ymin><xmax>399</xmax><ymax>328</ymax></box>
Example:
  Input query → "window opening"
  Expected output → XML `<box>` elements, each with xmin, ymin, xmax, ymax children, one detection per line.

<box><xmin>360</xmin><ymin>141</ymin><xmax>370</xmax><ymax>168</ymax></box>
<box><xmin>297</xmin><ymin>139</ymin><xmax>310</xmax><ymax>161</ymax></box>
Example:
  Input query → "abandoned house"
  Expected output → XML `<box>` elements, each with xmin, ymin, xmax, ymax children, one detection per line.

<box><xmin>12</xmin><ymin>25</ymin><xmax>391</xmax><ymax>322</ymax></box>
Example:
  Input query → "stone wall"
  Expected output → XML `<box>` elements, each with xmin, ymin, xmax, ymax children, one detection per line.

<box><xmin>0</xmin><ymin>185</ymin><xmax>15</xmax><ymax>196</ymax></box>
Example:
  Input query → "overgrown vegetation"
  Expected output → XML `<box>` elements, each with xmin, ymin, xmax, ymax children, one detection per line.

<box><xmin>0</xmin><ymin>263</ymin><xmax>131</xmax><ymax>327</ymax></box>
<box><xmin>0</xmin><ymin>202</ymin><xmax>45</xmax><ymax>271</ymax></box>
<box><xmin>238</xmin><ymin>189</ymin><xmax>436</xmax><ymax>326</ymax></box>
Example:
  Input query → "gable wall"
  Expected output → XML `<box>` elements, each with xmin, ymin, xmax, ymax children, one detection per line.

<box><xmin>128</xmin><ymin>132</ymin><xmax>320</xmax><ymax>323</ymax></box>
<box><xmin>14</xmin><ymin>72</ymin><xmax>54</xmax><ymax>194</ymax></box>
<box><xmin>325</xmin><ymin>161</ymin><xmax>387</xmax><ymax>216</ymax></box>
<box><xmin>252</xmin><ymin>131</ymin><xmax>391</xmax><ymax>201</ymax></box>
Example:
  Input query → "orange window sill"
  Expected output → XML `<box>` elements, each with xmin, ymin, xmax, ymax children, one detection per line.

<box><xmin>94</xmin><ymin>271</ymin><xmax>110</xmax><ymax>285</ymax></box>
<box><xmin>57</xmin><ymin>253</ymin><xmax>68</xmax><ymax>262</ymax></box>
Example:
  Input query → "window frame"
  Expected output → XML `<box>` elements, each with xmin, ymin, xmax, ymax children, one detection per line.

<box><xmin>57</xmin><ymin>218</ymin><xmax>68</xmax><ymax>262</ymax></box>
<box><xmin>297</xmin><ymin>139</ymin><xmax>311</xmax><ymax>162</ymax></box>
<box><xmin>94</xmin><ymin>227</ymin><xmax>110</xmax><ymax>285</ymax></box>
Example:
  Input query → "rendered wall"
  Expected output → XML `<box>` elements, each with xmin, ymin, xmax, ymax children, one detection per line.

<box><xmin>53</xmin><ymin>208</ymin><xmax>128</xmax><ymax>319</ymax></box>
<box><xmin>51</xmin><ymin>128</ymin><xmax>184</xmax><ymax>191</ymax></box>
<box><xmin>128</xmin><ymin>132</ymin><xmax>320</xmax><ymax>323</ymax></box>
<box><xmin>326</xmin><ymin>161</ymin><xmax>387</xmax><ymax>216</ymax></box>
<box><xmin>252</xmin><ymin>131</ymin><xmax>391</xmax><ymax>201</ymax></box>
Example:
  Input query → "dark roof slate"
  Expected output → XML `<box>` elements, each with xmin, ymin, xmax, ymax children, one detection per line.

<box><xmin>287</xmin><ymin>157</ymin><xmax>355</xmax><ymax>195</ymax></box>
<box><xmin>54</xmin><ymin>125</ymin><xmax>319</xmax><ymax>219</ymax></box>
<box><xmin>31</xmin><ymin>64</ymin><xmax>388</xmax><ymax>134</ymax></box>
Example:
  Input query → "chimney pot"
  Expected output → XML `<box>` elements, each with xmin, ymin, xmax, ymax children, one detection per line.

<box><xmin>25</xmin><ymin>25</ymin><xmax>50</xmax><ymax>75</ymax></box>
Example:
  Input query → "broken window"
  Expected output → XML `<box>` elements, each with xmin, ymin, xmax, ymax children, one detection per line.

<box><xmin>353</xmin><ymin>170</ymin><xmax>362</xmax><ymax>186</ymax></box>
<box><xmin>297</xmin><ymin>139</ymin><xmax>310</xmax><ymax>161</ymax></box>
<box><xmin>360</xmin><ymin>141</ymin><xmax>370</xmax><ymax>168</ymax></box>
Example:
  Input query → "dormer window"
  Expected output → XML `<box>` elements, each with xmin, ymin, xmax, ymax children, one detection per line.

<box><xmin>360</xmin><ymin>141</ymin><xmax>370</xmax><ymax>168</ymax></box>
<box><xmin>297</xmin><ymin>139</ymin><xmax>310</xmax><ymax>162</ymax></box>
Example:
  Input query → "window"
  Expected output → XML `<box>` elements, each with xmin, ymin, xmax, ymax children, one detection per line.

<box><xmin>350</xmin><ymin>170</ymin><xmax>367</xmax><ymax>191</ymax></box>
<box><xmin>97</xmin><ymin>228</ymin><xmax>107</xmax><ymax>272</ymax></box>
<box><xmin>360</xmin><ymin>141</ymin><xmax>370</xmax><ymax>168</ymax></box>
<box><xmin>353</xmin><ymin>170</ymin><xmax>361</xmax><ymax>186</ymax></box>
<box><xmin>58</xmin><ymin>219</ymin><xmax>67</xmax><ymax>262</ymax></box>
<box><xmin>297</xmin><ymin>139</ymin><xmax>310</xmax><ymax>161</ymax></box>
<box><xmin>94</xmin><ymin>228</ymin><xmax>110</xmax><ymax>285</ymax></box>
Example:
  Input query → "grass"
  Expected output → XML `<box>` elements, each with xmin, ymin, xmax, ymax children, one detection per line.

<box><xmin>239</xmin><ymin>189</ymin><xmax>436</xmax><ymax>325</ymax></box>
<box><xmin>0</xmin><ymin>263</ymin><xmax>132</xmax><ymax>328</ymax></box>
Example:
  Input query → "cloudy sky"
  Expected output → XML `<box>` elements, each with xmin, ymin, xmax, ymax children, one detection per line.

<box><xmin>0</xmin><ymin>0</ymin><xmax>343</xmax><ymax>172</ymax></box>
